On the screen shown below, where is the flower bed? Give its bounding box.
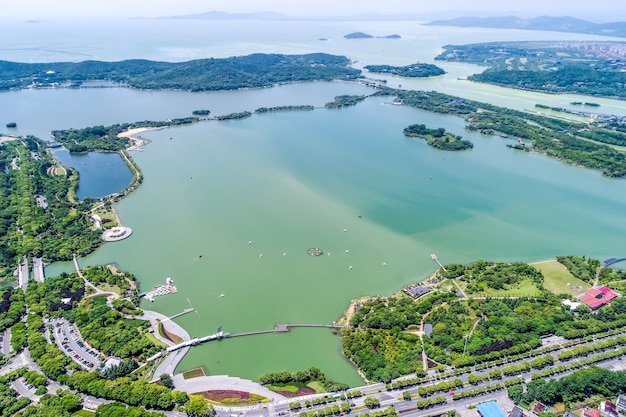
[198,390,268,405]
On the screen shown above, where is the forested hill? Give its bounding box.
[0,53,362,91]
[426,16,626,38]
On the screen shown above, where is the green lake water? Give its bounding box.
[46,96,626,385]
[8,18,626,386]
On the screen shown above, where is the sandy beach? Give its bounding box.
[116,126,163,139]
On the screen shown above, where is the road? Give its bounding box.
[32,256,44,283]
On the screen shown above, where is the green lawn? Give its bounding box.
[72,410,95,416]
[532,259,591,297]
[460,278,543,298]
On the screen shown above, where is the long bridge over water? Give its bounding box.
[147,323,344,362]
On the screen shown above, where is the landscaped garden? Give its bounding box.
[198,390,269,405]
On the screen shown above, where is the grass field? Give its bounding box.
[459,278,543,298]
[72,410,94,416]
[532,259,591,297]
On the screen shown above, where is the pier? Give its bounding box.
[603,257,626,267]
[430,253,447,272]
[169,308,194,320]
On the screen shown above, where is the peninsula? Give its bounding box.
[435,40,626,100]
[0,53,361,91]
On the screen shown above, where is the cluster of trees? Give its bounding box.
[14,390,82,417]
[255,105,315,113]
[0,289,25,331]
[557,255,626,286]
[0,376,31,416]
[472,65,626,100]
[93,402,168,417]
[403,124,473,151]
[446,260,544,292]
[25,273,84,318]
[509,366,626,406]
[0,53,361,91]
[343,256,626,381]
[466,109,626,177]
[364,63,445,78]
[82,265,139,301]
[215,111,252,121]
[415,396,447,409]
[259,367,349,392]
[74,295,160,360]
[325,95,366,109]
[0,138,101,271]
[556,255,600,283]
[342,293,456,381]
[103,358,139,379]
[60,370,174,410]
[417,379,463,397]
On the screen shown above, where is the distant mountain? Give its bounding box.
[426,16,626,38]
[163,10,284,20]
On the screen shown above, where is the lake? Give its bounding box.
[8,18,626,385]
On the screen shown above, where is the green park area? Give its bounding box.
[532,259,591,297]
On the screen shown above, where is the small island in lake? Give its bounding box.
[6,122,17,128]
[403,123,473,151]
[344,32,401,39]
[364,63,445,78]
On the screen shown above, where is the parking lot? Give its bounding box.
[52,319,100,369]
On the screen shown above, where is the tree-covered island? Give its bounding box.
[403,124,473,151]
[364,63,445,78]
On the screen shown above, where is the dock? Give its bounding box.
[430,253,447,272]
[142,277,178,302]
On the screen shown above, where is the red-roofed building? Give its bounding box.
[584,408,601,417]
[578,286,619,310]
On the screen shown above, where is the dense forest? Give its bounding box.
[0,138,100,275]
[0,53,361,91]
[364,63,445,78]
[435,41,626,99]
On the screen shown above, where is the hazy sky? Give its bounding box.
[6,0,624,20]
